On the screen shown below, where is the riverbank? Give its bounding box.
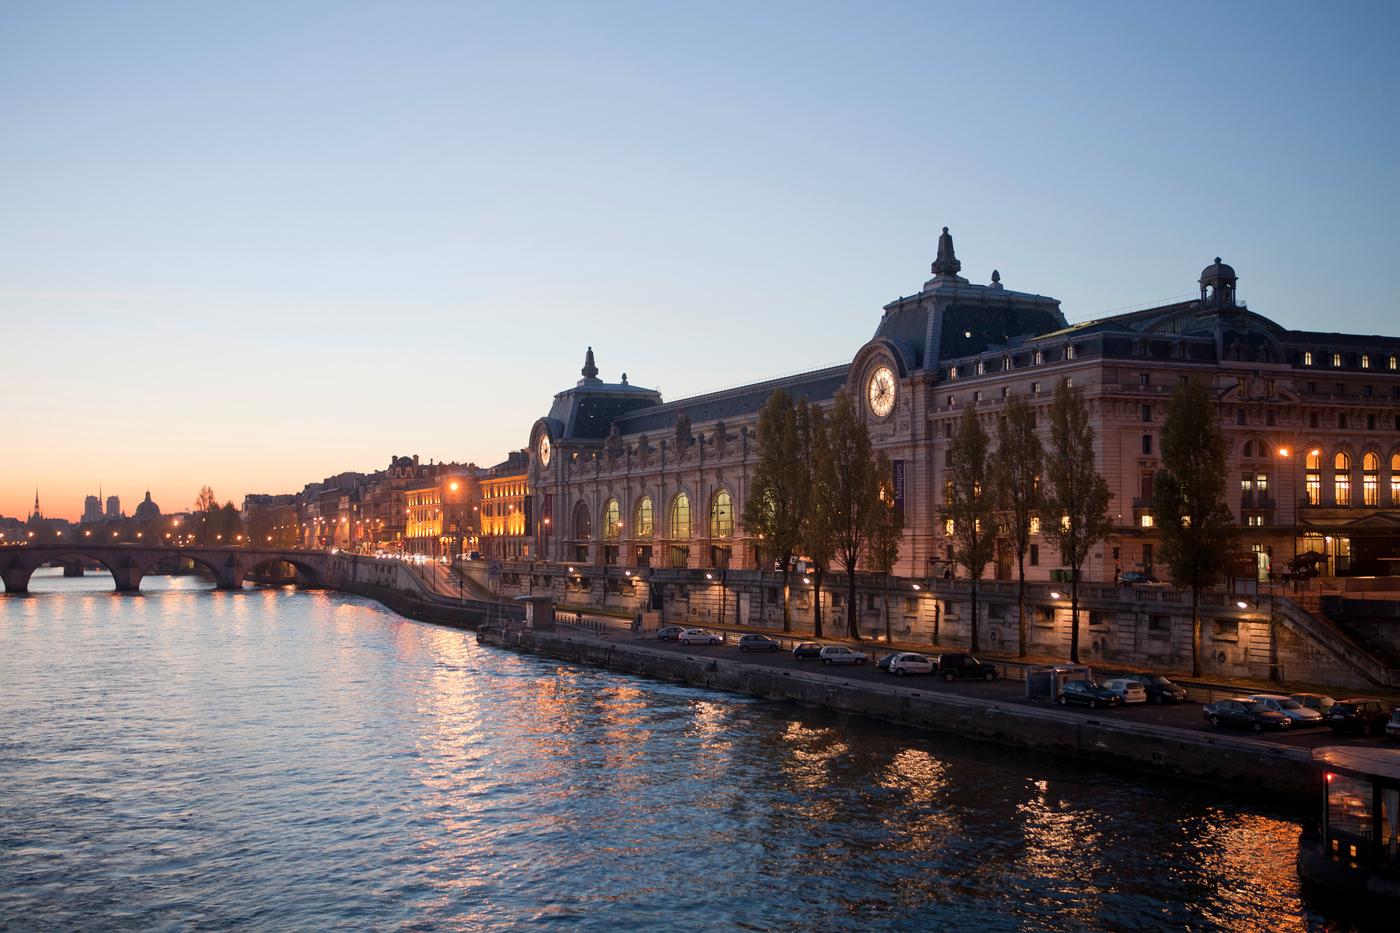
[478,624,1317,805]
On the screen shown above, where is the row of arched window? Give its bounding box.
[1301,350,1399,371]
[1303,450,1400,507]
[571,490,734,541]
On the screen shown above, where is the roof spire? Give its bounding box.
[931,226,962,277]
[580,346,599,381]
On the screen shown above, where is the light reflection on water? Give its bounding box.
[0,571,1355,930]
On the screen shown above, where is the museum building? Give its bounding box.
[521,228,1400,596]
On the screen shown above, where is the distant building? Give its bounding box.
[479,451,530,562]
[82,495,103,523]
[105,495,121,520]
[133,491,161,524]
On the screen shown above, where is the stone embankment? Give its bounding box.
[478,624,1316,805]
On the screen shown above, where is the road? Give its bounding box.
[600,629,1388,752]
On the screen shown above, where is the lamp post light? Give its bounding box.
[1277,446,1322,591]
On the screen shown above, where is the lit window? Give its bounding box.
[1139,514,1154,528]
[1363,452,1379,506]
[1334,451,1352,506]
[602,499,620,541]
[1030,516,1041,535]
[634,496,654,537]
[1333,352,1342,367]
[1304,351,1313,366]
[976,361,985,375]
[1065,345,1076,360]
[1362,355,1371,369]
[949,367,958,381]
[945,519,955,536]
[1392,454,1400,504]
[1390,356,1398,371]
[669,493,691,539]
[709,490,733,538]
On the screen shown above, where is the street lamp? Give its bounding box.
[1277,446,1322,588]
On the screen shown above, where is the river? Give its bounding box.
[0,571,1361,930]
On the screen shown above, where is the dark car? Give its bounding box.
[737,634,781,653]
[1327,698,1394,736]
[1202,698,1291,732]
[792,642,823,660]
[935,653,997,682]
[1121,672,1188,704]
[656,626,685,641]
[1119,571,1158,585]
[1057,680,1121,709]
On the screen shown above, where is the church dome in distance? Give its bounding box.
[1199,257,1235,283]
[134,490,161,521]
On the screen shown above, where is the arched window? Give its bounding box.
[710,490,733,538]
[1363,453,1380,506]
[1305,450,1322,505]
[1304,351,1313,366]
[1334,452,1352,506]
[1362,354,1371,369]
[1332,352,1342,368]
[572,501,591,540]
[1392,454,1400,505]
[634,496,654,537]
[602,498,620,540]
[669,493,691,539]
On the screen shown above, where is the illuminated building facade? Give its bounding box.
[479,451,530,561]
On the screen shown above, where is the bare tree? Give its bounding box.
[941,406,997,653]
[742,390,807,632]
[990,394,1044,657]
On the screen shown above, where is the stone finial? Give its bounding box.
[581,346,599,380]
[931,226,962,277]
[621,372,628,384]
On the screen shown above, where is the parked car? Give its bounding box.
[1057,680,1121,709]
[1202,698,1291,732]
[1248,694,1324,726]
[1119,571,1158,585]
[883,652,935,676]
[820,645,869,666]
[1100,679,1148,705]
[1290,693,1336,717]
[1388,709,1400,741]
[466,551,483,561]
[737,634,781,653]
[934,653,997,682]
[792,642,824,660]
[1121,672,1188,704]
[656,626,685,641]
[1327,698,1394,736]
[678,628,722,646]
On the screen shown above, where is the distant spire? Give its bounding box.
[581,346,599,380]
[931,226,962,277]
[33,488,40,518]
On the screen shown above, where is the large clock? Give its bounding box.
[868,365,896,418]
[539,434,552,467]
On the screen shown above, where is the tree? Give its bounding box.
[742,390,807,632]
[990,394,1044,658]
[194,486,218,514]
[1042,380,1114,664]
[867,451,903,645]
[941,405,997,653]
[797,400,835,638]
[823,390,880,640]
[1153,379,1237,678]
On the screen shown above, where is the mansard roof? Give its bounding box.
[614,365,849,436]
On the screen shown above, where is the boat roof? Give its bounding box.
[1315,746,1400,781]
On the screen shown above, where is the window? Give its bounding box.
[1236,410,1246,425]
[944,422,952,438]
[1310,412,1319,428]
[1362,354,1371,369]
[1034,350,1044,365]
[973,390,982,402]
[946,395,954,408]
[1031,381,1041,394]
[1363,452,1379,506]
[634,496,654,537]
[1306,450,1322,505]
[1065,345,1077,360]
[1139,514,1154,528]
[1365,385,1374,398]
[709,490,733,538]
[1391,356,1398,371]
[1141,404,1152,422]
[976,360,985,375]
[1148,614,1170,633]
[1001,386,1009,398]
[602,498,620,541]
[1368,414,1377,431]
[1140,373,1150,387]
[1334,452,1351,506]
[1030,516,1041,535]
[1393,454,1400,505]
[1142,434,1153,455]
[1307,382,1317,394]
[669,492,691,539]
[1266,410,1276,427]
[948,367,958,381]
[1304,351,1313,366]
[1332,352,1342,367]
[1246,515,1263,526]
[1029,544,1039,566]
[1143,543,1153,567]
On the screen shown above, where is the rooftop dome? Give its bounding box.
[134,490,161,520]
[1199,257,1236,284]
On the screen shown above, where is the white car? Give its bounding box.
[1100,679,1148,705]
[1249,693,1324,725]
[819,645,869,666]
[885,652,935,676]
[678,628,722,646]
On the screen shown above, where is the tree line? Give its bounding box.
[744,377,1237,676]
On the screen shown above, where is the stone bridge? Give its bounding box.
[0,544,331,594]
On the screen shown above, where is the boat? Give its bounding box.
[1298,746,1400,898]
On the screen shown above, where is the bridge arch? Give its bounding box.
[239,555,323,588]
[1,549,129,594]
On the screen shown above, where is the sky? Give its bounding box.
[2,0,1397,520]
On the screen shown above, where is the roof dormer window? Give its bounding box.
[1332,352,1342,368]
[1304,351,1313,366]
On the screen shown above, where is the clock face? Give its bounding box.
[868,366,896,418]
[539,434,552,467]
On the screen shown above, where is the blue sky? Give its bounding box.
[2,1,1397,518]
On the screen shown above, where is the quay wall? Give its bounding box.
[480,626,1317,805]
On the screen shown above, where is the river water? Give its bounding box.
[0,571,1356,930]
